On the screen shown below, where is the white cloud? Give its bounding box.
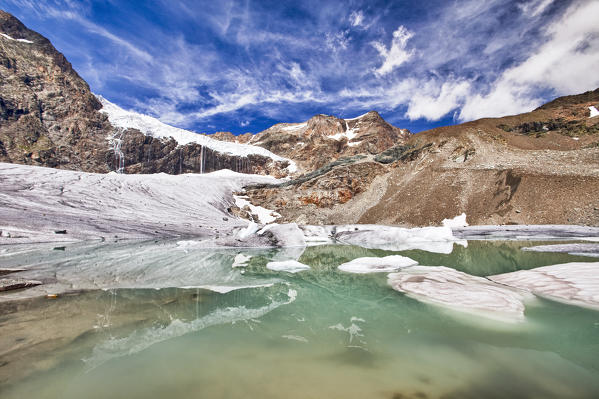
[372,26,414,76]
[349,10,364,27]
[406,80,471,121]
[460,0,599,121]
[518,0,553,17]
[240,120,250,127]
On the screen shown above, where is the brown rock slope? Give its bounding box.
[248,111,410,172]
[243,89,599,226]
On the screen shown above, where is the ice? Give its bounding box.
[0,163,279,244]
[237,222,260,240]
[388,266,533,322]
[266,260,311,273]
[338,255,417,273]
[489,262,599,310]
[442,213,468,228]
[97,95,297,173]
[452,225,599,241]
[0,32,34,43]
[521,243,599,258]
[589,106,599,118]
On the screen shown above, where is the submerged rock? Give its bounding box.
[0,278,42,292]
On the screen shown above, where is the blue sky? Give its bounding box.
[3,0,599,134]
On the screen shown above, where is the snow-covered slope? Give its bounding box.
[97,95,296,172]
[0,163,280,243]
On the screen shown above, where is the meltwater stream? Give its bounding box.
[1,240,599,398]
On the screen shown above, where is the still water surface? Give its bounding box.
[1,240,598,398]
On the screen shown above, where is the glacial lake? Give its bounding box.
[1,240,599,398]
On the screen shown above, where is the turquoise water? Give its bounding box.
[1,241,599,398]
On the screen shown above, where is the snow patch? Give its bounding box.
[338,255,417,274]
[266,260,311,273]
[589,106,599,118]
[328,120,358,141]
[0,32,34,43]
[234,195,280,224]
[281,123,308,132]
[442,213,468,228]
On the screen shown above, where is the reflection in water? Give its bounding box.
[0,240,598,398]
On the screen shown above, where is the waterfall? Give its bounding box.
[110,129,125,173]
[200,145,205,174]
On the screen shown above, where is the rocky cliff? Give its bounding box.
[242,89,599,226]
[248,111,410,171]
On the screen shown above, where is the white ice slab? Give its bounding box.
[489,262,599,310]
[338,255,417,273]
[266,260,311,273]
[388,266,532,322]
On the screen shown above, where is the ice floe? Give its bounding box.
[388,266,533,322]
[338,255,417,273]
[489,262,599,311]
[452,225,599,241]
[521,243,599,258]
[266,260,311,273]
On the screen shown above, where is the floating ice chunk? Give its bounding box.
[232,253,252,268]
[338,255,417,273]
[489,262,599,310]
[388,266,532,322]
[299,225,336,245]
[442,213,468,228]
[266,260,311,273]
[589,106,599,118]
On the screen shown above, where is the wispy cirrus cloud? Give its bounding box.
[2,0,597,134]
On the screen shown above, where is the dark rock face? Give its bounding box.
[111,128,289,176]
